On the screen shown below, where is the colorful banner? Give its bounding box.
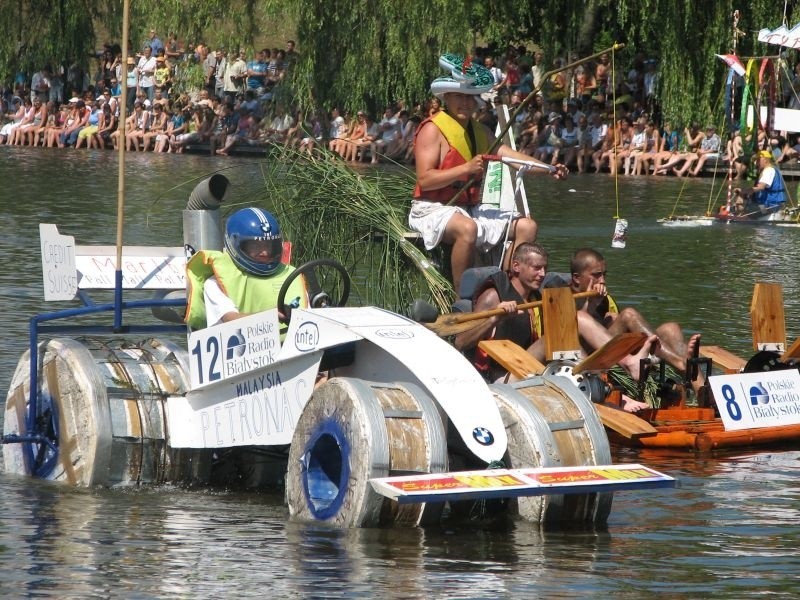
[370,464,675,504]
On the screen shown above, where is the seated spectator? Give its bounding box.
[126,100,151,151]
[631,120,659,175]
[577,115,607,176]
[333,110,365,159]
[142,102,169,151]
[554,115,580,167]
[684,125,722,176]
[157,105,187,153]
[58,99,90,148]
[532,112,562,164]
[4,97,33,145]
[74,100,103,149]
[344,112,379,162]
[296,110,324,155]
[94,103,117,149]
[261,104,294,143]
[370,106,402,163]
[172,106,215,152]
[19,97,49,146]
[44,104,69,148]
[217,106,260,155]
[655,122,704,175]
[327,107,349,155]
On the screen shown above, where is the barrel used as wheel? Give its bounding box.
[2,337,212,487]
[286,377,448,527]
[491,374,613,526]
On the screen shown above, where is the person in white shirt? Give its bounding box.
[370,106,402,163]
[137,47,157,101]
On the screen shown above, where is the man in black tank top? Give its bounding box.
[455,243,655,412]
[455,242,547,382]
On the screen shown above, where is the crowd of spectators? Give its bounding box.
[4,37,798,175]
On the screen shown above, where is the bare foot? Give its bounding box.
[619,334,660,381]
[686,333,704,393]
[622,394,650,413]
[686,333,701,357]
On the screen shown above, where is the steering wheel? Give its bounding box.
[277,258,351,322]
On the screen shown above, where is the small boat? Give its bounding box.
[714,205,800,226]
[477,278,800,453]
[657,215,716,227]
[608,281,800,451]
[608,405,800,451]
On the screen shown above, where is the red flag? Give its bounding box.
[716,54,746,77]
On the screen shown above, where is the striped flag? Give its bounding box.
[715,54,746,77]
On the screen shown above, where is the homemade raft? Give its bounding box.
[613,281,800,451]
[2,177,673,528]
[473,280,800,453]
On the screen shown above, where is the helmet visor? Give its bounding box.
[240,238,283,264]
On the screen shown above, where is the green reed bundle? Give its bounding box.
[606,363,685,408]
[257,145,454,313]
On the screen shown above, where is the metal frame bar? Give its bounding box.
[3,291,187,478]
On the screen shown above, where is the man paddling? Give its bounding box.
[455,242,651,412]
[564,247,705,398]
[733,150,787,215]
[410,54,568,292]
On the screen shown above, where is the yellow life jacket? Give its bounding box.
[184,250,307,334]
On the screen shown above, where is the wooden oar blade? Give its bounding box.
[781,337,800,362]
[478,339,545,379]
[425,290,597,338]
[751,282,786,352]
[594,403,657,440]
[572,332,648,374]
[424,316,489,337]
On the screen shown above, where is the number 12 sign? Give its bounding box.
[188,310,282,390]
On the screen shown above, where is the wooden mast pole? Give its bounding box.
[114,0,131,330]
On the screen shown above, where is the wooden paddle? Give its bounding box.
[594,403,657,440]
[425,290,598,337]
[572,332,649,374]
[475,337,656,439]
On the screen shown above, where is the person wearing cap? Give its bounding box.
[733,150,787,214]
[154,56,171,96]
[124,56,138,110]
[410,54,567,292]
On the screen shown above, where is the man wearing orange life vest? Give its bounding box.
[410,54,568,292]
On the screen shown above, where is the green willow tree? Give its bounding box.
[290,0,799,125]
[1,0,797,127]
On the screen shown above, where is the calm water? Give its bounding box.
[2,147,800,598]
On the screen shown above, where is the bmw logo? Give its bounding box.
[472,427,495,446]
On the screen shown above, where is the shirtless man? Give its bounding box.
[411,54,567,292]
[455,243,652,412]
[567,247,704,396]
